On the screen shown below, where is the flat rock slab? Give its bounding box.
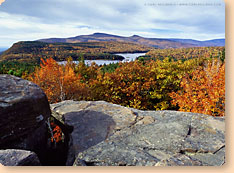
[51,101,225,166]
[51,100,138,164]
[0,149,41,166]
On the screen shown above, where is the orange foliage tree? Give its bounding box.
[170,59,225,116]
[29,57,87,103]
[50,121,63,143]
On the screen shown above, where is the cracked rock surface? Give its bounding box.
[50,100,225,166]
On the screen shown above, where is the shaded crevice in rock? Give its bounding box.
[126,112,139,128]
[213,145,225,154]
[178,144,225,166]
[83,161,97,166]
[183,147,225,166]
[178,144,226,166]
[42,115,73,166]
[186,125,192,136]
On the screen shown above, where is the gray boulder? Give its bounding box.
[51,101,225,166]
[51,100,139,165]
[0,75,51,164]
[0,149,41,166]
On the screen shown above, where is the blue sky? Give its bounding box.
[0,0,225,47]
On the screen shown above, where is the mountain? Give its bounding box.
[38,33,225,48]
[168,38,225,47]
[0,33,225,63]
[201,39,225,47]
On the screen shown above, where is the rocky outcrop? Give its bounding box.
[0,74,225,166]
[0,149,41,166]
[51,100,225,166]
[0,75,51,164]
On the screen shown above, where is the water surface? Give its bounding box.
[58,52,146,66]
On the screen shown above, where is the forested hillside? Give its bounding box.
[145,46,225,62]
[0,41,150,63]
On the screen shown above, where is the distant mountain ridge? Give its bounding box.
[0,33,225,63]
[168,38,225,47]
[0,48,8,55]
[38,32,225,48]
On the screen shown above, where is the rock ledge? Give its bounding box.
[51,100,225,166]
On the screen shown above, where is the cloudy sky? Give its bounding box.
[0,0,225,47]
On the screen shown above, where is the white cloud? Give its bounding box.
[0,0,225,47]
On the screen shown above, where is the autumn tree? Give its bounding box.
[170,59,225,116]
[30,57,87,103]
[88,58,199,110]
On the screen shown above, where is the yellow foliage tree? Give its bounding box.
[170,59,225,116]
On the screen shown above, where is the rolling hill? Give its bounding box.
[38,33,225,48]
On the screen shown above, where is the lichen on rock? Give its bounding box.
[51,100,225,166]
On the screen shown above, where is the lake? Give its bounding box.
[58,52,146,66]
[115,52,146,62]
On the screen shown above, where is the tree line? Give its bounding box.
[28,54,225,116]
